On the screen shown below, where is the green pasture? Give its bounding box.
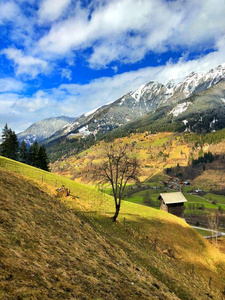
[104,180,223,213]
[150,137,169,146]
[204,193,225,205]
[0,156,111,212]
[194,228,212,237]
[183,193,222,210]
[0,156,189,231]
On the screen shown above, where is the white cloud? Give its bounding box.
[1,0,224,77]
[1,40,225,133]
[0,78,24,92]
[1,0,225,133]
[0,91,56,133]
[61,68,72,81]
[38,0,71,23]
[0,93,18,115]
[37,0,225,67]
[0,1,19,24]
[13,90,51,112]
[2,48,49,78]
[59,40,225,110]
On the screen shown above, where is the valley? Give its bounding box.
[51,129,225,231]
[2,63,225,299]
[1,2,225,299]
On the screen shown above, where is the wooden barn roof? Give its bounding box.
[159,192,187,204]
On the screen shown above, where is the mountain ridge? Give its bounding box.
[17,116,74,145]
[17,63,225,161]
[46,63,225,142]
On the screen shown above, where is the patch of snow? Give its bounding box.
[210,117,218,128]
[63,121,79,134]
[169,102,191,117]
[118,96,126,105]
[182,119,188,125]
[131,84,146,102]
[21,134,37,146]
[78,125,92,136]
[84,107,99,117]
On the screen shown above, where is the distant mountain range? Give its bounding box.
[109,79,225,139]
[18,63,225,159]
[46,63,225,142]
[17,116,74,145]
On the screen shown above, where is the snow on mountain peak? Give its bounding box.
[130,84,146,102]
[169,102,191,117]
[120,63,225,111]
[84,107,99,117]
[130,81,164,102]
[166,79,176,89]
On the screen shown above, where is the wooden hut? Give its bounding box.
[158,192,187,218]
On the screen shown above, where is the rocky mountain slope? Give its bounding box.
[108,79,225,137]
[48,63,225,142]
[17,64,225,159]
[42,64,225,161]
[17,116,74,145]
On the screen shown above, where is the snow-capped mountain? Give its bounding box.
[49,63,225,141]
[167,64,225,103]
[18,116,74,145]
[121,78,225,134]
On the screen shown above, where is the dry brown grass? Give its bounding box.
[208,237,225,254]
[193,169,225,190]
[0,168,180,299]
[1,168,225,299]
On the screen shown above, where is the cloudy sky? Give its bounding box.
[0,0,225,133]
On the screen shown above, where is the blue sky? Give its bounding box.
[0,0,225,133]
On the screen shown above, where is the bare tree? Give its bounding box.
[208,212,221,246]
[91,142,140,221]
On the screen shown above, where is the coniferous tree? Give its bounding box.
[0,124,10,157]
[38,145,49,171]
[28,141,39,167]
[9,130,19,160]
[33,141,39,167]
[1,124,50,171]
[1,123,9,141]
[0,124,19,160]
[28,144,34,166]
[19,141,28,163]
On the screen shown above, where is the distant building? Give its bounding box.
[158,192,187,218]
[184,181,190,185]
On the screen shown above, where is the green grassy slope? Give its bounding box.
[1,156,225,299]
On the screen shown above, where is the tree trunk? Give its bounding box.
[112,204,120,222]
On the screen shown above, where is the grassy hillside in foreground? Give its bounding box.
[1,158,225,299]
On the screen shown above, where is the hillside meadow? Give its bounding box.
[51,131,225,224]
[1,156,225,299]
[52,131,225,190]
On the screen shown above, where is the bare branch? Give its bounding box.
[89,142,140,221]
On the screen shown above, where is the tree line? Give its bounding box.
[192,151,214,167]
[0,124,49,171]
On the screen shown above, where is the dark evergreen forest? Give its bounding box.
[0,124,49,171]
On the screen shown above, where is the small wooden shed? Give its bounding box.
[158,192,187,218]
